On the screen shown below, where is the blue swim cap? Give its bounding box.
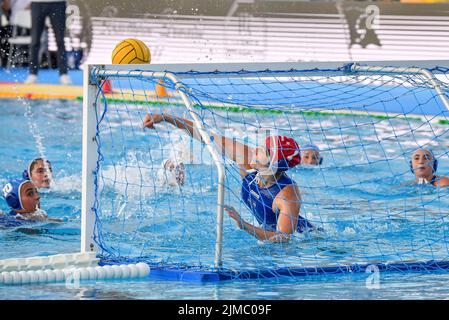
[22,159,34,180]
[22,169,30,180]
[302,144,323,165]
[2,179,30,211]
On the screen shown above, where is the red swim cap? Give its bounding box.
[265,136,301,170]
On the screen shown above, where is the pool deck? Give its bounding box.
[0,67,169,101]
[0,67,83,100]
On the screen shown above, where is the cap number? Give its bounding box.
[2,183,13,198]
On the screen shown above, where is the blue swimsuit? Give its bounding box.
[0,211,27,228]
[241,172,314,233]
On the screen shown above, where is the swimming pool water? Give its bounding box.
[2,97,449,299]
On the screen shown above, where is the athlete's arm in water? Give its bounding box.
[15,211,63,222]
[143,113,252,176]
[47,217,64,222]
[225,184,301,243]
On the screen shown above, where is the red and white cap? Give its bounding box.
[265,135,301,171]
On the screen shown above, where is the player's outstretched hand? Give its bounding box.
[143,114,164,129]
[224,205,244,229]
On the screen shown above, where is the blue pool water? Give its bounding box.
[2,96,449,299]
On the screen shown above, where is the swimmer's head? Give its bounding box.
[22,158,52,189]
[163,159,185,186]
[2,179,40,213]
[250,136,301,174]
[410,148,438,179]
[301,144,323,166]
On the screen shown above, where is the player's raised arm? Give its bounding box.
[143,113,252,174]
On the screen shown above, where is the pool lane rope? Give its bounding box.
[0,262,150,286]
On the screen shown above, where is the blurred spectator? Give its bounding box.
[25,0,71,85]
[0,1,11,67]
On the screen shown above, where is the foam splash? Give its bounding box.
[23,100,48,161]
[50,175,82,193]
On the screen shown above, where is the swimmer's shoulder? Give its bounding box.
[437,176,449,187]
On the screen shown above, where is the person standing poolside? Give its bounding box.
[143,113,317,243]
[24,0,71,85]
[410,148,449,187]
